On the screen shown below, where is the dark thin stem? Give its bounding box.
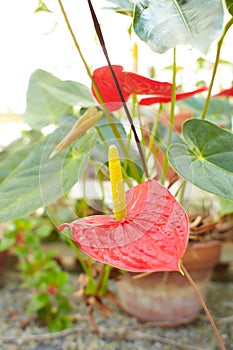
[87,0,149,179]
[180,262,226,350]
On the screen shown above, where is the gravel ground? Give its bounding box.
[0,271,232,350]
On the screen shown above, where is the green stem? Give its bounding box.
[174,179,187,204]
[97,264,112,296]
[146,104,163,163]
[161,47,177,184]
[70,239,97,294]
[201,17,233,120]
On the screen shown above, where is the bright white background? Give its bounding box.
[0,0,135,114]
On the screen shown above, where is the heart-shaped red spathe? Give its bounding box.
[59,179,189,272]
[92,65,173,111]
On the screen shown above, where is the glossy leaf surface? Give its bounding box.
[59,179,189,272]
[168,120,233,200]
[133,0,224,54]
[92,65,172,111]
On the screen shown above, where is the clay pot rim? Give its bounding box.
[182,240,222,270]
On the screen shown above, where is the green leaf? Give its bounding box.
[219,197,233,216]
[0,146,35,184]
[0,131,43,184]
[35,0,52,13]
[0,237,15,252]
[24,70,95,129]
[168,119,233,200]
[27,293,49,313]
[225,0,233,16]
[133,0,224,54]
[36,224,52,238]
[0,119,98,223]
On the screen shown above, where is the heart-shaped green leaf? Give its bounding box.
[168,119,233,200]
[0,120,98,223]
[24,70,95,129]
[133,0,224,54]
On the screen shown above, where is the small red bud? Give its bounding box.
[16,231,24,246]
[48,284,57,295]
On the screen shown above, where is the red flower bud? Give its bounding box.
[48,284,57,295]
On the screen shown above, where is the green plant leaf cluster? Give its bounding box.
[1,217,73,332]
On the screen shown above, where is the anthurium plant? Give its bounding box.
[0,0,233,347]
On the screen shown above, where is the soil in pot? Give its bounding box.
[117,240,221,326]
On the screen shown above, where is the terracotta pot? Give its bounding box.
[0,251,8,288]
[117,241,221,326]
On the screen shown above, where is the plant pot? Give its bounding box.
[0,251,8,288]
[117,240,221,326]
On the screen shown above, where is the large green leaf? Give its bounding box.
[0,145,36,185]
[0,119,98,223]
[24,70,95,129]
[133,0,224,54]
[0,130,43,184]
[168,119,233,200]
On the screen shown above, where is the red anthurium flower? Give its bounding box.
[139,86,208,105]
[59,179,189,272]
[214,86,233,97]
[92,65,173,111]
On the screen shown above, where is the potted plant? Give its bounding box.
[0,0,232,349]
